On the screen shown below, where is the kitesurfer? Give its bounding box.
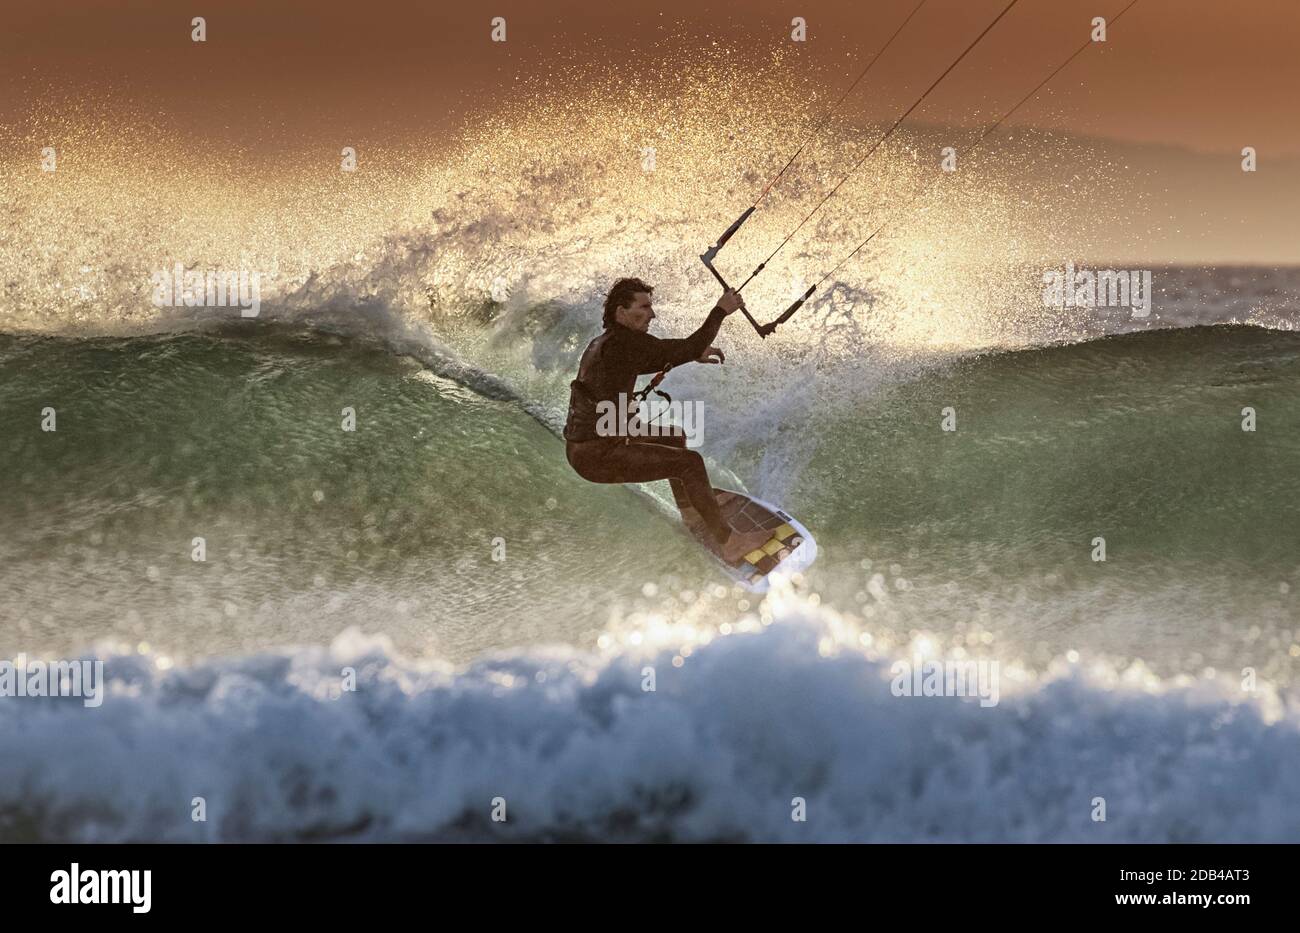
[563,278,774,562]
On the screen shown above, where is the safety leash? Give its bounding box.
[631,365,675,429]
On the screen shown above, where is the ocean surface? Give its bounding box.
[2,89,1299,839]
[2,264,1298,842]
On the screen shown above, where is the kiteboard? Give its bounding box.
[681,488,817,593]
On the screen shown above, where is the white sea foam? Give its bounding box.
[2,587,1296,843]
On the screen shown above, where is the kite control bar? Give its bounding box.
[693,2,931,341]
[699,208,817,339]
[696,0,1025,340]
[699,208,767,337]
[759,284,817,338]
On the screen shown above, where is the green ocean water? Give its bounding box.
[0,327,709,662]
[1,322,1297,681]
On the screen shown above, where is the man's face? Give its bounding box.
[614,292,655,332]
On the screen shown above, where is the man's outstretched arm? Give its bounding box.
[622,289,744,374]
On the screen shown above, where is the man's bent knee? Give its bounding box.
[630,431,687,449]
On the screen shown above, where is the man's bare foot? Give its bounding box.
[718,527,774,563]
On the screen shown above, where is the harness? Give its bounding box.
[566,331,679,439]
[631,365,675,430]
[631,365,673,407]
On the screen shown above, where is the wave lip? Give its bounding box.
[2,592,1297,843]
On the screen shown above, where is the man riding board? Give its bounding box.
[563,278,774,562]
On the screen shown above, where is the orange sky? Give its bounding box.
[4,0,1299,155]
[3,1,1297,263]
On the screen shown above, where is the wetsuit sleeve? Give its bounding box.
[615,306,728,375]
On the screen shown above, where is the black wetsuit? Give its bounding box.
[564,306,730,544]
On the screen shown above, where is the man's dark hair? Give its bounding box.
[603,278,653,328]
